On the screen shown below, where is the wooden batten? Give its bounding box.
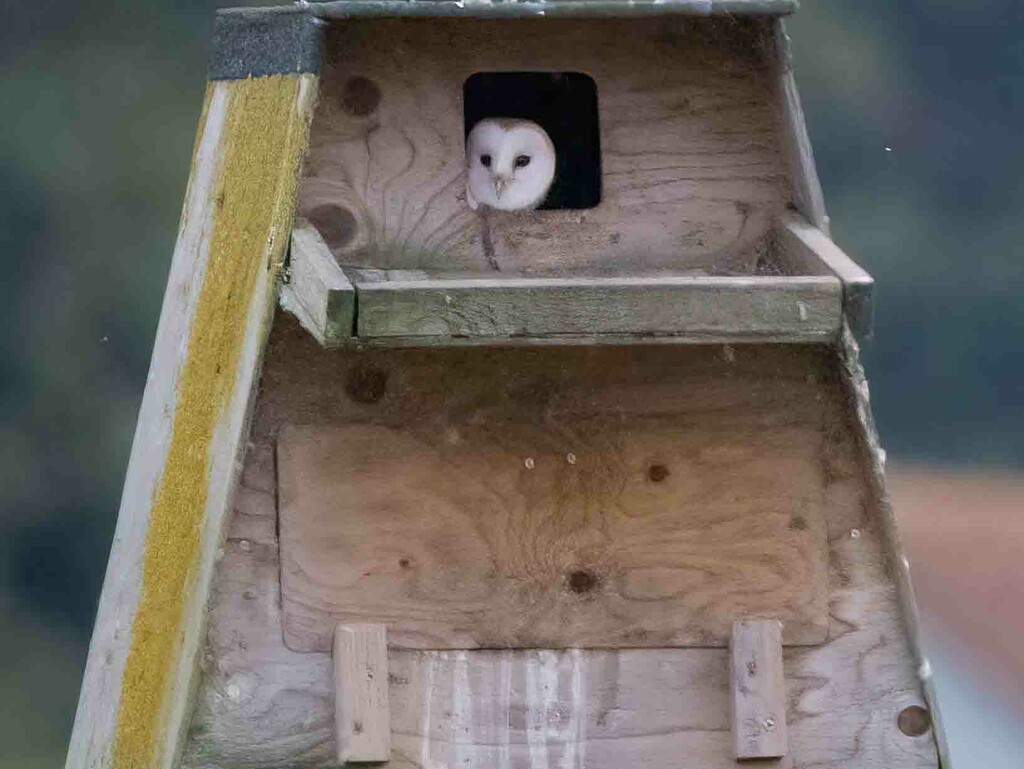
[65,9,322,769]
[334,624,392,763]
[730,620,788,760]
[353,274,841,343]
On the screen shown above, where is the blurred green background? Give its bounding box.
[2,1,1022,767]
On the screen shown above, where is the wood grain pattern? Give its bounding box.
[352,273,841,341]
[299,18,790,276]
[180,315,941,768]
[279,417,829,651]
[731,619,788,759]
[334,624,391,763]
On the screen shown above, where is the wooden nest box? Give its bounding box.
[68,3,949,769]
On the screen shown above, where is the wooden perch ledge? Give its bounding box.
[281,212,871,348]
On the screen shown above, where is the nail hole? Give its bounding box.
[898,706,931,737]
[647,463,670,483]
[399,558,412,570]
[567,570,599,594]
[346,365,387,404]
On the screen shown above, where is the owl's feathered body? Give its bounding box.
[466,118,556,212]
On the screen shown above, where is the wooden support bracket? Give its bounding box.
[334,624,391,764]
[730,619,788,761]
[776,211,875,341]
[280,217,356,346]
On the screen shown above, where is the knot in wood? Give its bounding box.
[345,365,387,404]
[647,463,670,483]
[897,706,931,737]
[341,76,381,116]
[567,570,599,594]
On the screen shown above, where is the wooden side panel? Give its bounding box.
[65,76,318,769]
[771,20,829,234]
[181,317,940,769]
[278,417,829,651]
[300,18,790,276]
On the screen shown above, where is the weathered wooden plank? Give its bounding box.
[731,619,788,760]
[278,418,829,651]
[300,18,790,276]
[65,68,320,769]
[838,324,953,768]
[310,0,801,19]
[334,624,391,763]
[771,20,830,235]
[180,328,940,768]
[280,216,356,345]
[352,274,841,342]
[776,212,874,340]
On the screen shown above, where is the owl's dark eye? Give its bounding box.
[514,155,532,169]
[480,154,492,168]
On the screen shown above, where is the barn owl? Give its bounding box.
[466,118,556,212]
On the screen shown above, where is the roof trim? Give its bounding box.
[301,0,798,20]
[211,7,325,81]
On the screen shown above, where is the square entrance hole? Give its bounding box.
[464,72,601,210]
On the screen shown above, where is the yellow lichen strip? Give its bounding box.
[112,74,310,768]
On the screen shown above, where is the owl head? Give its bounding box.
[466,118,556,212]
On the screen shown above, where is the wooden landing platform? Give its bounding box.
[282,212,871,348]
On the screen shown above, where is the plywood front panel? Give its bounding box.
[183,316,940,769]
[278,400,829,652]
[299,18,789,276]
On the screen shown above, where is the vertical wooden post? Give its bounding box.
[64,9,322,769]
[334,624,391,763]
[730,619,788,760]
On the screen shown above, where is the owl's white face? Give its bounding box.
[466,118,556,212]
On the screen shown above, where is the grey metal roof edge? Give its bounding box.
[309,0,798,18]
[216,0,797,24]
[210,6,326,81]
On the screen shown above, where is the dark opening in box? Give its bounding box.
[463,72,601,210]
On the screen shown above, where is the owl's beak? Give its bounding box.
[492,175,509,200]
